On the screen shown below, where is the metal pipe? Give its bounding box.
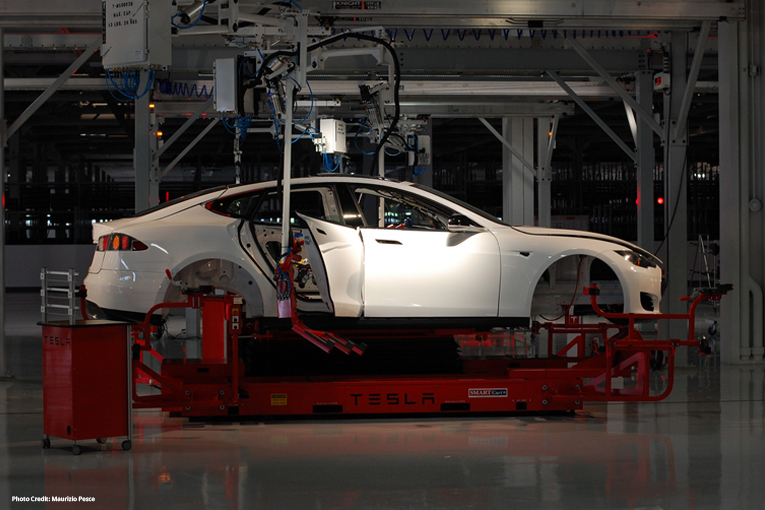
[280,80,294,253]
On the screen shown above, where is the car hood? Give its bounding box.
[511,225,662,266]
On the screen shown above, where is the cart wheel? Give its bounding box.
[96,438,107,444]
[41,438,50,449]
[72,444,82,456]
[121,440,132,451]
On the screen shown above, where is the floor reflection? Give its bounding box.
[38,411,685,510]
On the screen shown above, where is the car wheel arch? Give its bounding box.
[528,249,629,318]
[163,256,272,318]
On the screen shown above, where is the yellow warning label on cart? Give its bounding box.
[271,393,288,406]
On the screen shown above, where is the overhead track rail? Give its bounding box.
[0,1,744,31]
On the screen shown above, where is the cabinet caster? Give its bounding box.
[121,440,132,451]
[41,438,50,449]
[72,444,82,456]
[96,438,107,444]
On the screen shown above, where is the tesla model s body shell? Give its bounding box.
[84,175,662,326]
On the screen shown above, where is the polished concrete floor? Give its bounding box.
[2,293,765,509]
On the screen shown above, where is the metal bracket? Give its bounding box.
[478,118,536,178]
[547,71,637,163]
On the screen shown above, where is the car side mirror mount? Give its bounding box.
[447,214,485,232]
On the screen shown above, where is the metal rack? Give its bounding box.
[40,267,80,324]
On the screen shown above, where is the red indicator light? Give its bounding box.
[121,235,129,250]
[657,197,665,205]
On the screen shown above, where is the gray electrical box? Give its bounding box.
[214,58,237,113]
[320,119,347,154]
[102,0,172,69]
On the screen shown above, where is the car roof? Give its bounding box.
[217,174,412,197]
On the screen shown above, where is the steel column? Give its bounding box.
[537,115,559,228]
[134,71,158,213]
[662,32,690,365]
[0,27,9,380]
[636,70,655,250]
[717,21,742,364]
[719,17,765,363]
[502,118,535,225]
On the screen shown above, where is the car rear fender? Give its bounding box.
[164,254,275,318]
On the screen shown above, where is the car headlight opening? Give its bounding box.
[615,250,658,268]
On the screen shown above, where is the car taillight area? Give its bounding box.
[97,233,149,252]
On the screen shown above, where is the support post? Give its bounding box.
[537,115,558,228]
[134,70,158,213]
[502,118,535,225]
[636,70,655,250]
[662,32,690,365]
[0,27,10,379]
[719,18,764,363]
[280,80,294,253]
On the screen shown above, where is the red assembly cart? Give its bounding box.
[41,319,133,455]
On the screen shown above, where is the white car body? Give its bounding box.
[84,175,662,327]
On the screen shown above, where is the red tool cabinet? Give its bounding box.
[41,320,132,455]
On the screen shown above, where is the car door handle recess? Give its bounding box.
[376,239,402,245]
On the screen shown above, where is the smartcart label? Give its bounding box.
[468,388,508,398]
[332,1,382,10]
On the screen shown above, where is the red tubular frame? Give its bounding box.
[128,283,730,418]
[528,284,730,403]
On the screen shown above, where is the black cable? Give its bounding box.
[251,32,401,175]
[654,153,688,257]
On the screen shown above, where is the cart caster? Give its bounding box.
[96,438,107,444]
[41,438,50,449]
[72,444,82,456]
[121,440,132,451]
